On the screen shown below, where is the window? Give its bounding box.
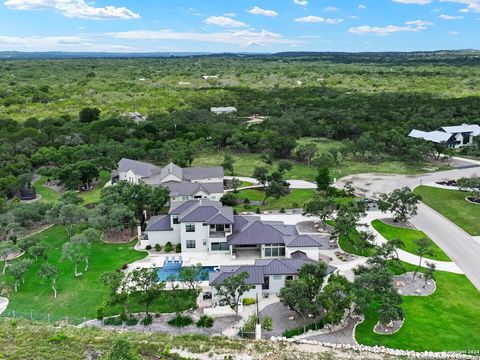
[211,242,229,251]
[186,240,196,249]
[263,244,286,258]
[203,239,207,246]
[172,216,179,225]
[210,224,215,229]
[185,224,195,232]
[225,224,230,230]
[273,275,282,280]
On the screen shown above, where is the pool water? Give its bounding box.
[156,265,217,282]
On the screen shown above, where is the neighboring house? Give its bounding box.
[209,252,337,300]
[145,199,331,258]
[408,123,480,148]
[211,106,237,115]
[115,158,224,202]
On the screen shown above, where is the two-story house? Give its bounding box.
[115,158,224,202]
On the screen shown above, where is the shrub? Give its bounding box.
[106,338,139,360]
[145,245,152,250]
[96,306,105,320]
[282,319,326,338]
[255,207,261,214]
[196,315,214,328]
[154,244,162,252]
[242,298,256,306]
[175,243,181,253]
[168,315,193,327]
[121,264,128,270]
[262,316,273,331]
[243,197,250,204]
[125,317,139,326]
[164,242,173,253]
[239,314,257,337]
[280,208,286,213]
[141,314,152,326]
[292,202,299,208]
[48,331,67,343]
[10,319,17,328]
[104,317,123,326]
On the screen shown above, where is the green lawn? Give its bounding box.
[356,263,480,352]
[78,171,110,205]
[414,186,480,236]
[326,220,377,257]
[2,226,195,320]
[33,176,60,203]
[234,188,316,211]
[371,219,451,262]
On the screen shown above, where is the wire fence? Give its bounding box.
[1,309,87,326]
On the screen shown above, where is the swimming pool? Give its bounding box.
[156,265,218,282]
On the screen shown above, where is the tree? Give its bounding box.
[47,202,88,237]
[72,227,102,272]
[37,263,59,298]
[378,187,421,223]
[317,275,353,325]
[148,187,170,215]
[252,167,269,188]
[295,143,317,166]
[10,258,33,292]
[29,243,47,261]
[213,272,253,318]
[375,239,405,270]
[378,289,404,327]
[59,191,83,205]
[333,201,366,241]
[129,268,165,317]
[356,230,376,253]
[178,263,208,294]
[279,262,328,321]
[231,177,242,193]
[303,192,335,229]
[263,177,290,205]
[222,154,235,175]
[277,160,292,174]
[413,237,435,279]
[101,270,131,317]
[457,176,480,200]
[423,261,436,288]
[0,241,17,274]
[220,192,237,207]
[79,107,100,123]
[315,166,331,191]
[61,241,84,277]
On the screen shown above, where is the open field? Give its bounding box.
[235,189,316,211]
[356,262,480,352]
[371,219,450,261]
[78,171,110,205]
[2,226,195,319]
[414,186,480,236]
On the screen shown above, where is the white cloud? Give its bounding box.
[350,15,360,19]
[294,0,308,6]
[440,0,480,13]
[204,16,246,27]
[449,30,460,34]
[248,6,278,17]
[4,0,140,20]
[392,0,431,4]
[358,4,367,9]
[439,14,464,19]
[295,15,343,24]
[324,6,338,12]
[349,19,433,35]
[108,29,300,47]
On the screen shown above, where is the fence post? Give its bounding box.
[66,316,68,325]
[48,314,51,323]
[30,311,33,321]
[83,317,86,326]
[12,310,15,318]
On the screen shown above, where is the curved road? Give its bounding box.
[337,158,480,290]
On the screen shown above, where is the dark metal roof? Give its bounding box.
[170,200,234,224]
[209,265,264,286]
[283,234,330,248]
[183,166,224,181]
[163,181,224,196]
[145,215,172,231]
[118,158,161,178]
[228,221,297,246]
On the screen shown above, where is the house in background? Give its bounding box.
[114,158,224,202]
[209,253,337,300]
[145,199,331,258]
[211,106,237,115]
[408,123,480,149]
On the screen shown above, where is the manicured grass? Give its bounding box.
[2,226,195,320]
[78,170,110,205]
[414,186,480,236]
[235,188,316,211]
[356,262,480,352]
[371,219,451,262]
[33,176,60,203]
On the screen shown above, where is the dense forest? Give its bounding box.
[1,52,480,202]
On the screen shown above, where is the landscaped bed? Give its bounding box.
[414,186,480,236]
[371,219,451,261]
[1,226,196,320]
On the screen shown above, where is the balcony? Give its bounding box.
[209,231,228,238]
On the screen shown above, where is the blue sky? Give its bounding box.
[0,0,479,52]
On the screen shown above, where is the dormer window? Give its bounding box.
[172,216,179,225]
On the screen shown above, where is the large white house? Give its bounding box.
[145,199,331,258]
[409,123,480,149]
[115,158,225,202]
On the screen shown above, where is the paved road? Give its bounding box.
[337,159,480,290]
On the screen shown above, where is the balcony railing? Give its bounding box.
[209,231,228,238]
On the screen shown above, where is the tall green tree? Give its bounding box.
[213,272,253,318]
[10,258,33,292]
[129,268,165,318]
[222,154,235,175]
[37,263,59,298]
[315,166,331,191]
[303,192,335,229]
[378,187,421,223]
[413,237,435,279]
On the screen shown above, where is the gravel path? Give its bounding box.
[302,316,360,345]
[394,272,436,296]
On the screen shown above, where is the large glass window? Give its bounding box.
[186,240,196,249]
[211,242,229,251]
[263,244,286,258]
[185,224,195,232]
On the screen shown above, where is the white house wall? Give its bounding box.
[192,177,224,184]
[147,229,180,246]
[120,170,143,184]
[180,222,209,252]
